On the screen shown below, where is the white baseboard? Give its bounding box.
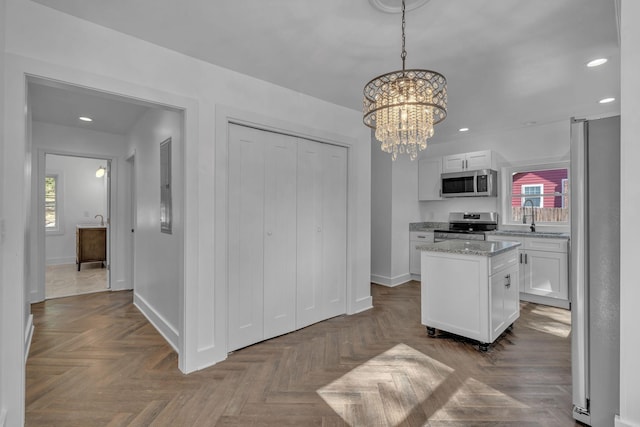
[133,293,179,353]
[24,314,34,363]
[519,292,570,309]
[616,415,640,427]
[351,296,373,314]
[370,273,412,287]
[111,279,132,291]
[46,257,76,266]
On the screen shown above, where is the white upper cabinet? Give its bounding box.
[418,157,443,200]
[442,150,493,173]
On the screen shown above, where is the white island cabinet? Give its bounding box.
[419,240,520,350]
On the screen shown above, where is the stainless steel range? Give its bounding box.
[434,212,498,242]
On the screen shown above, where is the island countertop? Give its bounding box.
[417,240,521,257]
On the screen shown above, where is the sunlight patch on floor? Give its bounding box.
[429,377,529,422]
[317,343,453,426]
[525,307,571,338]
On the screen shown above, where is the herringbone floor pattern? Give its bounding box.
[26,282,579,426]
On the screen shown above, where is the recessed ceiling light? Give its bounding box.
[459,127,469,132]
[79,116,93,122]
[587,58,608,67]
[599,97,615,104]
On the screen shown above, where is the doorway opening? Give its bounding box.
[44,154,111,299]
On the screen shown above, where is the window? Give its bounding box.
[521,184,543,207]
[502,162,569,225]
[45,172,64,234]
[45,175,58,230]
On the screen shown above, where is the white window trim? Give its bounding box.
[45,171,65,236]
[561,178,568,208]
[500,160,570,229]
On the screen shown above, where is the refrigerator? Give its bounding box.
[570,116,620,426]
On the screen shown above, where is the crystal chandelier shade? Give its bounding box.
[363,0,447,161]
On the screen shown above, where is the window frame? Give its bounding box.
[45,171,65,235]
[500,161,570,229]
[520,184,543,207]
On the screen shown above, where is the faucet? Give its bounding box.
[95,214,105,226]
[523,200,536,232]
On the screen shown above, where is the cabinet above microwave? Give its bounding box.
[441,169,498,198]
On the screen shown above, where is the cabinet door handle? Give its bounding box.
[505,274,511,288]
[461,160,465,169]
[519,253,522,264]
[417,236,426,239]
[525,253,528,264]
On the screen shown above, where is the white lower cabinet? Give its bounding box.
[421,248,520,349]
[409,231,434,278]
[227,124,347,352]
[487,235,569,309]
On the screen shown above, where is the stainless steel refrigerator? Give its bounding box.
[570,116,620,426]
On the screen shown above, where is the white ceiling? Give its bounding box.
[28,0,621,139]
[29,79,151,135]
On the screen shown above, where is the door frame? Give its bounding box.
[36,151,115,302]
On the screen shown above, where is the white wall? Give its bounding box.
[127,108,182,349]
[0,0,7,423]
[29,121,128,302]
[617,1,640,426]
[417,120,571,222]
[45,154,107,265]
[371,143,424,286]
[391,154,422,280]
[1,4,371,423]
[370,141,392,283]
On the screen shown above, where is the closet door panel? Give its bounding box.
[296,140,324,328]
[228,124,265,351]
[263,133,298,339]
[322,144,348,318]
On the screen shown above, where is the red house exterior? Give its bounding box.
[512,169,568,208]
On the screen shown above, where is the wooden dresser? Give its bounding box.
[76,226,107,271]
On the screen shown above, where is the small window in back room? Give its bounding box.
[45,174,58,231]
[509,166,569,224]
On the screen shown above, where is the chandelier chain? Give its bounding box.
[401,0,407,71]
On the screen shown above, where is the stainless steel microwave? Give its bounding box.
[441,169,498,197]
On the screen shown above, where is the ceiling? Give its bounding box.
[29,78,151,135]
[28,0,621,139]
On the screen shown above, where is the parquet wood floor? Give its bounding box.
[26,282,580,426]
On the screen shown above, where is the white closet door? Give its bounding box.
[296,140,324,328]
[228,124,265,351]
[263,132,297,340]
[297,140,347,327]
[321,144,347,318]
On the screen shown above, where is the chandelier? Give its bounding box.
[363,0,447,161]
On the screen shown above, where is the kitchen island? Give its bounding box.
[418,240,521,350]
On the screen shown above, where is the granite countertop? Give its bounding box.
[488,230,570,239]
[410,222,448,232]
[417,240,521,257]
